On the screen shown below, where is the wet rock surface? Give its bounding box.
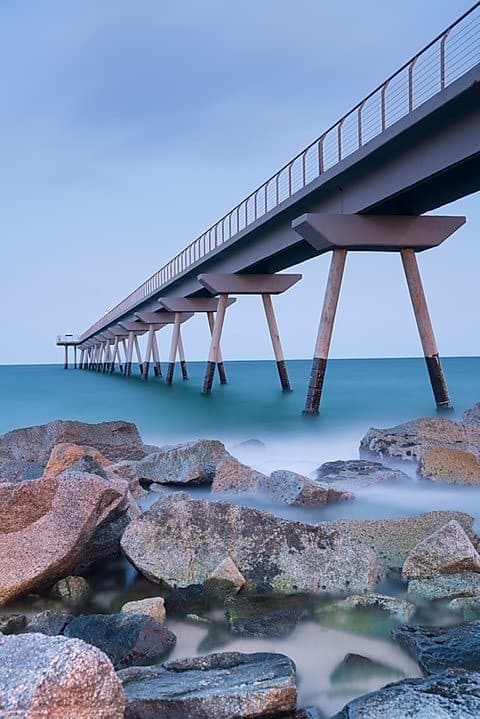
[316,459,409,490]
[335,593,416,622]
[330,652,404,684]
[402,520,480,580]
[119,651,297,719]
[0,472,130,603]
[26,609,73,635]
[64,612,176,669]
[0,614,27,635]
[225,594,308,637]
[263,470,353,506]
[211,455,268,493]
[448,597,480,620]
[408,572,480,600]
[121,495,383,594]
[332,669,480,718]
[393,622,480,674]
[0,633,125,718]
[130,439,228,485]
[51,575,91,602]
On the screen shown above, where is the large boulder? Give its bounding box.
[121,597,166,624]
[64,612,176,670]
[0,633,125,718]
[323,511,474,572]
[408,572,480,600]
[26,610,73,636]
[332,669,480,718]
[262,470,353,506]
[211,456,267,493]
[121,495,383,594]
[393,622,480,674]
[316,459,409,490]
[119,651,297,719]
[43,442,112,479]
[0,419,148,481]
[402,520,480,580]
[126,439,228,486]
[463,402,480,427]
[360,417,480,484]
[0,472,130,604]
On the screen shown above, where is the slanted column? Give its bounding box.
[120,338,127,374]
[177,328,189,380]
[103,343,111,372]
[166,314,181,385]
[142,326,154,380]
[401,248,452,409]
[304,249,347,415]
[152,331,162,377]
[79,349,84,369]
[74,346,77,369]
[64,346,68,370]
[134,335,143,376]
[262,293,291,391]
[207,311,227,384]
[110,337,119,373]
[125,332,134,376]
[202,294,228,395]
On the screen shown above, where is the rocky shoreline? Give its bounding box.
[1,407,480,716]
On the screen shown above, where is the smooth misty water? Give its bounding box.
[2,357,480,714]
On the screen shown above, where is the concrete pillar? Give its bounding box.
[401,248,452,409]
[125,332,134,376]
[152,331,162,377]
[134,335,143,376]
[142,326,154,380]
[202,294,228,395]
[304,249,347,415]
[166,314,181,385]
[119,339,127,374]
[177,328,189,380]
[207,311,228,384]
[262,293,291,391]
[74,346,77,369]
[110,337,119,373]
[64,345,68,370]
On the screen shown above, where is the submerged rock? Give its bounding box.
[448,597,480,620]
[402,520,480,580]
[121,597,166,624]
[0,614,27,635]
[121,495,383,594]
[0,472,130,604]
[393,622,480,674]
[263,470,353,506]
[322,511,474,572]
[0,633,125,718]
[64,612,176,669]
[225,594,308,638]
[129,439,228,485]
[332,669,480,718]
[51,575,91,603]
[211,455,267,493]
[26,610,73,636]
[119,651,297,719]
[0,419,148,481]
[360,417,480,484]
[330,652,404,684]
[408,572,480,600]
[316,459,409,489]
[335,593,416,622]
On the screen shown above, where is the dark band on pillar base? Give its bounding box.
[138,362,144,376]
[180,360,189,380]
[166,362,175,385]
[109,362,115,374]
[142,361,150,380]
[126,362,132,377]
[154,362,162,377]
[425,354,452,410]
[202,361,216,395]
[303,357,327,415]
[277,360,292,392]
[217,362,228,384]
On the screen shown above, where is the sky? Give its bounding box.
[0,0,478,364]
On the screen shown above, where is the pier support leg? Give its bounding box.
[152,332,162,377]
[202,294,228,395]
[166,314,181,385]
[142,326,154,380]
[125,332,134,376]
[304,249,347,415]
[134,335,143,376]
[207,311,228,384]
[110,337,119,373]
[178,328,189,380]
[262,293,291,391]
[79,349,84,370]
[400,248,452,409]
[64,346,68,370]
[74,346,77,369]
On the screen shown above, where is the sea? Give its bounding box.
[2,356,480,714]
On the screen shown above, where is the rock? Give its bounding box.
[26,610,73,635]
[0,472,130,604]
[129,439,228,485]
[232,439,266,451]
[332,669,480,718]
[225,594,307,637]
[0,614,27,635]
[121,597,166,624]
[44,442,112,480]
[448,597,480,620]
[463,402,480,426]
[121,495,383,594]
[325,511,474,572]
[336,593,416,622]
[64,612,176,669]
[51,576,91,602]
[211,455,267,493]
[119,651,297,719]
[108,460,149,498]
[360,417,480,484]
[0,419,148,481]
[330,652,404,683]
[408,572,480,599]
[402,520,480,580]
[316,459,409,489]
[393,622,480,674]
[263,470,353,506]
[204,557,246,596]
[0,633,125,718]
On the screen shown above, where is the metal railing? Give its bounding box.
[79,2,480,343]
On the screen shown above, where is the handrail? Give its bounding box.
[79,2,480,343]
